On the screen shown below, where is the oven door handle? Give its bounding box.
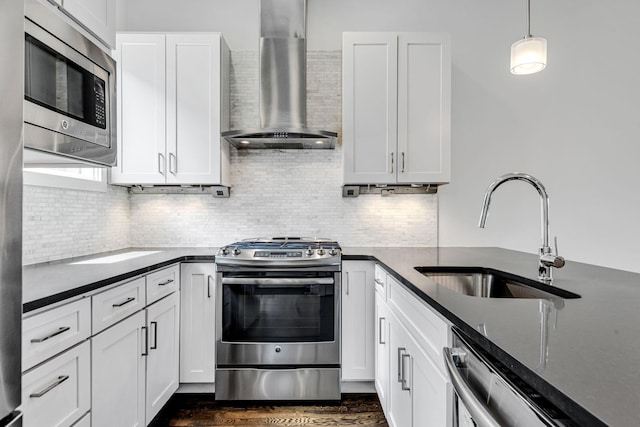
[221,277,334,285]
[443,347,501,427]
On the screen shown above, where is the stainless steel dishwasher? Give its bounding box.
[444,327,574,427]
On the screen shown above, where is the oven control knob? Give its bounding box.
[275,346,282,353]
[317,247,326,256]
[305,247,314,256]
[329,247,338,256]
[232,247,241,256]
[220,246,229,256]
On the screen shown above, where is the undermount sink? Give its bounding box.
[415,267,581,300]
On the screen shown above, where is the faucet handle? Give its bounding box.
[541,236,565,269]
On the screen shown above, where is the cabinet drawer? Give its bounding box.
[374,264,387,300]
[22,341,90,427]
[92,277,145,334]
[23,298,91,371]
[388,275,450,375]
[147,264,180,304]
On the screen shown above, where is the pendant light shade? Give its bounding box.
[510,0,547,75]
[511,36,547,74]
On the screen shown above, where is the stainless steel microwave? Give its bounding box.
[24,0,116,166]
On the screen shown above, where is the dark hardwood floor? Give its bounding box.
[148,393,389,426]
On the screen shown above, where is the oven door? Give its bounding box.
[216,270,340,366]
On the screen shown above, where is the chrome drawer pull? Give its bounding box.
[112,297,135,308]
[29,375,69,398]
[378,317,386,344]
[401,353,411,391]
[142,326,149,356]
[30,326,70,343]
[374,278,384,287]
[207,275,213,298]
[150,321,158,350]
[397,347,406,382]
[158,279,174,286]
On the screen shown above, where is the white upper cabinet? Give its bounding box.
[112,33,231,187]
[343,32,451,185]
[62,0,116,48]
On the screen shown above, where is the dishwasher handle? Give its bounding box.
[443,347,502,427]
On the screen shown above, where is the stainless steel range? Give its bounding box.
[214,237,341,401]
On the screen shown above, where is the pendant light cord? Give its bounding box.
[527,0,532,37]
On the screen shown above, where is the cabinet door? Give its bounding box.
[343,32,397,185]
[146,292,180,423]
[410,337,451,427]
[397,33,451,184]
[112,34,167,185]
[374,294,390,415]
[62,0,115,47]
[180,263,216,383]
[387,311,413,427]
[91,311,146,427]
[341,261,375,381]
[165,34,224,185]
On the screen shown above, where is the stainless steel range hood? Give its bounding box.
[222,0,337,149]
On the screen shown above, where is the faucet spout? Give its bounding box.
[478,173,564,283]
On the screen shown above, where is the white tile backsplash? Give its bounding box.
[23,50,438,264]
[23,185,130,265]
[129,146,438,247]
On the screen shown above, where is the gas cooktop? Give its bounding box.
[215,237,341,266]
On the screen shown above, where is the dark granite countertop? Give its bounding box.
[23,246,640,426]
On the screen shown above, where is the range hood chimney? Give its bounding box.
[222,0,337,149]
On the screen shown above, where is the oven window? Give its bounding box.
[222,282,335,343]
[25,34,106,129]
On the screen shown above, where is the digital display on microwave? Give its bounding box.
[24,34,107,129]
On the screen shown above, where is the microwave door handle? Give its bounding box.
[443,347,502,427]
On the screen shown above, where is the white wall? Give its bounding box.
[117,0,640,272]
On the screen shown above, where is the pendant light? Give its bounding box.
[510,0,547,75]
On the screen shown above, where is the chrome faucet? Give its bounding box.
[478,173,565,283]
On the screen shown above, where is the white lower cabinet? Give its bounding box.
[341,261,375,381]
[375,265,452,427]
[180,263,216,383]
[388,309,449,427]
[374,293,390,415]
[146,291,180,422]
[90,266,180,426]
[22,341,90,427]
[92,310,146,427]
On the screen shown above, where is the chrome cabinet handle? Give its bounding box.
[378,317,386,344]
[158,153,165,175]
[169,153,177,174]
[401,353,411,391]
[390,152,395,174]
[29,375,69,398]
[158,279,174,286]
[345,272,350,295]
[401,152,405,173]
[150,321,158,350]
[374,278,384,287]
[30,326,70,343]
[112,296,135,308]
[207,275,213,298]
[221,277,333,286]
[142,326,148,356]
[397,347,406,382]
[443,347,501,427]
